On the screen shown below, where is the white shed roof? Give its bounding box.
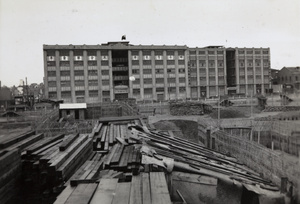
[59,103,87,110]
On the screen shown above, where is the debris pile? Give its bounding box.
[169,101,212,115]
[263,106,300,112]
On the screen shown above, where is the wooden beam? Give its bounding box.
[90,179,118,204]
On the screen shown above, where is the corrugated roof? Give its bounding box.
[59,103,87,109]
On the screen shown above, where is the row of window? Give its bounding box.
[189,50,225,55]
[280,75,299,83]
[238,50,269,55]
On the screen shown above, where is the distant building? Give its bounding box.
[43,42,271,103]
[277,67,300,91]
[270,69,279,85]
[0,83,14,110]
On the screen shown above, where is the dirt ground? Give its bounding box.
[150,117,200,144]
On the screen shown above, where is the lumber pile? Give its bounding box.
[21,133,93,203]
[0,130,46,204]
[55,172,172,204]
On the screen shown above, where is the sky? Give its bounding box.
[0,0,299,87]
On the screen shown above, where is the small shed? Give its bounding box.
[59,103,87,120]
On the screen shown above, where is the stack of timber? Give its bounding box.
[0,130,45,204]
[21,132,94,204]
[55,172,171,204]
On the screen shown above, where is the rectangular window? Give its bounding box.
[144,78,152,84]
[75,70,84,76]
[208,60,215,68]
[179,68,185,73]
[155,69,163,74]
[60,61,70,66]
[74,61,83,66]
[101,61,109,66]
[89,90,98,97]
[199,60,206,67]
[208,51,215,55]
[167,78,176,83]
[47,61,56,66]
[133,78,140,84]
[156,87,164,92]
[178,60,185,65]
[198,51,205,55]
[156,78,164,84]
[167,60,175,65]
[132,69,140,74]
[48,81,56,87]
[88,61,97,66]
[133,89,140,95]
[179,78,185,83]
[246,50,253,54]
[48,71,56,76]
[143,69,152,74]
[102,80,109,85]
[132,60,139,65]
[101,70,109,75]
[88,70,98,76]
[143,60,151,65]
[75,80,84,86]
[89,80,98,86]
[155,60,163,65]
[102,91,110,96]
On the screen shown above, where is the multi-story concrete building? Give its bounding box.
[43,42,270,103]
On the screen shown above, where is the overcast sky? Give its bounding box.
[0,0,299,87]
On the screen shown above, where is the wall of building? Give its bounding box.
[43,43,270,103]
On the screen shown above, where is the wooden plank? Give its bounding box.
[65,183,98,204]
[0,149,20,174]
[110,144,124,165]
[49,134,88,170]
[103,144,118,167]
[142,173,151,204]
[59,133,79,151]
[112,182,131,204]
[150,172,172,204]
[54,185,76,204]
[118,146,130,168]
[109,124,114,145]
[26,134,64,154]
[95,123,103,134]
[6,133,44,152]
[171,171,217,185]
[0,130,35,149]
[90,179,118,204]
[32,139,62,157]
[57,138,93,180]
[85,156,106,180]
[129,174,142,204]
[104,127,110,150]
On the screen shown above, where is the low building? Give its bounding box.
[277,67,300,91]
[59,103,87,120]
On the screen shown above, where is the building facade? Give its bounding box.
[43,42,270,103]
[277,67,300,91]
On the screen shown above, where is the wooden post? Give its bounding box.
[211,137,215,150]
[281,177,288,193]
[206,129,211,149]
